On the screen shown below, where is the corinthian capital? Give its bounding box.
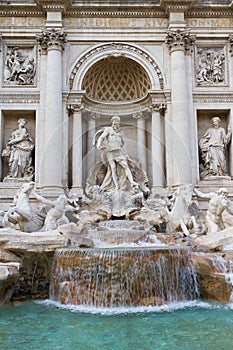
[37,28,66,52]
[166,29,194,52]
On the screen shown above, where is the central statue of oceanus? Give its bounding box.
[85,116,149,217]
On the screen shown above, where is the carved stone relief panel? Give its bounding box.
[195,46,226,86]
[3,45,36,86]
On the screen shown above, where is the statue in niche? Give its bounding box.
[85,115,149,218]
[196,48,225,85]
[94,115,138,191]
[194,187,233,234]
[199,116,231,179]
[2,118,34,179]
[4,47,36,85]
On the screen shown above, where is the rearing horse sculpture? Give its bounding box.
[166,184,198,236]
[4,182,45,232]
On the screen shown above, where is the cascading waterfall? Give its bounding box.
[210,255,233,301]
[50,247,199,307]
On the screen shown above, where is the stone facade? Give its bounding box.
[1,0,233,208]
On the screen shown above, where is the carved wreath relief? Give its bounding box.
[4,46,36,86]
[196,47,225,86]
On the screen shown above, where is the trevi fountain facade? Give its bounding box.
[1,0,233,309]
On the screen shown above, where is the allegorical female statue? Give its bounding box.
[199,116,231,178]
[2,118,34,179]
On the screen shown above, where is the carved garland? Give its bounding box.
[69,43,164,90]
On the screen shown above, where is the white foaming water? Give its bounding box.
[36,299,219,315]
[210,255,233,302]
[93,234,165,248]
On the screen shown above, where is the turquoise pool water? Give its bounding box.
[0,300,233,350]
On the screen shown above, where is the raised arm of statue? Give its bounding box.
[194,188,212,200]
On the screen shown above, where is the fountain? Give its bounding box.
[47,117,199,308]
[50,247,199,307]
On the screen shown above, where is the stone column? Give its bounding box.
[70,104,84,196]
[133,112,147,171]
[37,28,66,194]
[150,104,166,193]
[166,29,193,185]
[35,42,47,186]
[85,113,97,174]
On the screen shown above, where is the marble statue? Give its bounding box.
[194,187,233,234]
[3,182,45,232]
[94,115,138,191]
[85,115,149,218]
[33,193,73,231]
[2,118,34,179]
[166,184,198,236]
[199,116,231,179]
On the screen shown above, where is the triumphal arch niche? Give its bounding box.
[68,43,166,196]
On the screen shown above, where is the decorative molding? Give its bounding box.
[0,93,40,104]
[69,42,164,90]
[193,93,233,104]
[132,112,148,121]
[66,90,85,113]
[186,10,233,18]
[66,10,167,18]
[166,29,194,52]
[37,28,66,53]
[161,0,195,13]
[35,0,72,12]
[0,11,44,16]
[149,103,167,115]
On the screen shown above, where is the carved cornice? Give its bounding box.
[69,42,164,90]
[0,11,43,16]
[66,9,167,18]
[0,93,40,104]
[166,29,194,52]
[186,9,233,18]
[161,0,195,13]
[37,28,66,52]
[193,93,233,104]
[35,0,72,13]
